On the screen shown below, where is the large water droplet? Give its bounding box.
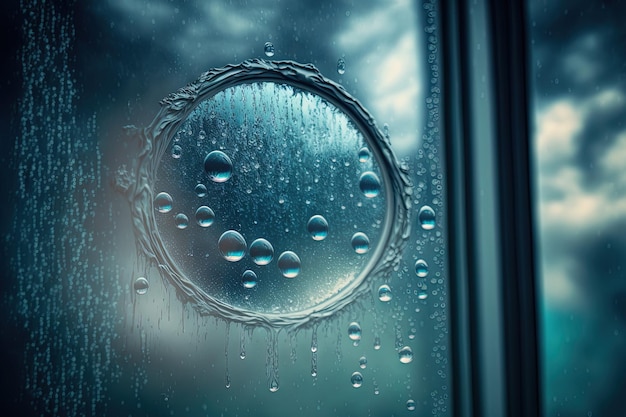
[134,277,149,295]
[195,206,215,227]
[407,399,416,411]
[171,144,182,159]
[242,270,257,289]
[378,284,392,302]
[415,259,429,278]
[155,192,173,213]
[348,322,362,345]
[418,290,428,300]
[204,150,233,183]
[307,215,329,241]
[418,205,436,230]
[194,183,208,197]
[359,171,381,198]
[350,371,363,388]
[277,251,301,278]
[358,147,371,163]
[218,230,247,262]
[359,356,367,369]
[175,213,189,229]
[351,232,370,254]
[337,58,346,75]
[249,238,274,265]
[398,346,414,364]
[264,41,275,57]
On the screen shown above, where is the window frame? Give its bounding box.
[441,0,542,416]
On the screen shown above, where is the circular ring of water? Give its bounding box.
[124,59,412,330]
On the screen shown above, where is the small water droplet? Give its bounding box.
[407,399,416,411]
[171,144,182,159]
[418,291,428,300]
[195,206,215,227]
[350,371,363,388]
[415,259,429,277]
[348,322,362,345]
[175,213,189,229]
[351,232,370,254]
[337,58,346,75]
[264,41,275,57]
[277,251,301,278]
[155,192,173,213]
[358,147,371,163]
[359,171,381,198]
[198,130,206,140]
[269,380,279,392]
[249,238,274,265]
[359,356,367,369]
[204,150,233,183]
[218,230,247,262]
[134,277,149,295]
[374,336,381,350]
[307,215,329,241]
[378,284,392,302]
[399,346,414,363]
[242,270,257,289]
[194,183,208,197]
[418,205,436,230]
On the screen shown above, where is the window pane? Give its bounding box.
[5,1,451,416]
[529,2,626,415]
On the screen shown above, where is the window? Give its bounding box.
[6,1,452,416]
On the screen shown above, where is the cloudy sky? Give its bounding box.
[530,0,626,415]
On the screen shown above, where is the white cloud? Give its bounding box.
[536,91,626,307]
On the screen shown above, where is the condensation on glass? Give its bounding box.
[118,60,412,329]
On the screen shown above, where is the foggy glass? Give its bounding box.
[3,0,450,416]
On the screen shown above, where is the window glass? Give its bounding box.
[529,2,626,415]
[6,1,451,416]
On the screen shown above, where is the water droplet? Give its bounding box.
[359,356,367,369]
[249,238,274,265]
[350,371,363,388]
[269,380,279,392]
[399,346,414,363]
[155,192,173,213]
[277,251,301,278]
[374,336,381,350]
[242,270,257,289]
[359,171,381,198]
[348,322,362,345]
[264,41,275,57]
[407,399,416,411]
[351,232,370,254]
[415,259,429,278]
[171,144,182,159]
[175,213,189,229]
[204,150,233,183]
[218,230,247,262]
[198,130,206,141]
[418,290,428,300]
[358,147,371,162]
[307,215,329,241]
[134,277,149,295]
[418,205,436,230]
[194,183,208,197]
[378,284,392,302]
[337,58,346,75]
[195,206,215,227]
